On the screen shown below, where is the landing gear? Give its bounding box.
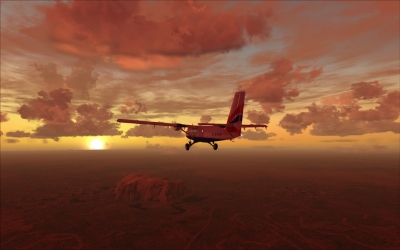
[185,140,197,151]
[207,141,218,150]
[184,140,219,150]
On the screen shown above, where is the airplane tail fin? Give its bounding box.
[226,91,245,136]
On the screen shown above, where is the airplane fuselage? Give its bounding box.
[185,125,238,142]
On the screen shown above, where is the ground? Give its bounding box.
[1,149,399,250]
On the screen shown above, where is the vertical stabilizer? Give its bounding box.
[226,91,245,136]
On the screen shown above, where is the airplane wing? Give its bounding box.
[197,123,226,126]
[198,123,267,129]
[117,119,187,128]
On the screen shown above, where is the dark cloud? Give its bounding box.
[6,130,31,138]
[119,99,147,115]
[241,131,276,141]
[200,115,212,123]
[246,110,270,124]
[1,112,9,122]
[351,81,386,100]
[17,89,122,140]
[239,59,322,117]
[279,82,399,136]
[123,124,184,138]
[34,62,65,90]
[22,1,272,70]
[17,88,73,123]
[4,139,19,144]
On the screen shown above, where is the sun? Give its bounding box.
[90,139,104,150]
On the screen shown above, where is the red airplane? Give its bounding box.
[117,91,267,150]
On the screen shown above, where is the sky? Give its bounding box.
[0,0,399,152]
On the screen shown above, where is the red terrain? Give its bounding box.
[1,149,399,250]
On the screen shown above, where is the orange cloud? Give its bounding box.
[199,115,212,123]
[274,1,399,64]
[65,59,99,100]
[20,1,272,70]
[246,110,270,124]
[4,139,19,144]
[18,88,73,123]
[351,81,385,100]
[239,59,322,115]
[1,112,9,122]
[119,99,147,115]
[241,131,276,141]
[6,130,31,138]
[17,88,122,140]
[279,82,399,136]
[34,62,65,90]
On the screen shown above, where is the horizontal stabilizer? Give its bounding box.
[242,124,268,129]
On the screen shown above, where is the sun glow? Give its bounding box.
[90,139,104,150]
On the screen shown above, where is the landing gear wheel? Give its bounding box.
[213,143,218,150]
[185,143,190,151]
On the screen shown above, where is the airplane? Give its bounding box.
[117,91,267,150]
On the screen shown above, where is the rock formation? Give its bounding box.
[115,174,188,203]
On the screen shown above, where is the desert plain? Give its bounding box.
[1,148,399,250]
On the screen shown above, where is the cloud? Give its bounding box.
[351,81,385,100]
[17,88,73,123]
[279,82,399,136]
[4,139,19,144]
[17,89,122,140]
[1,112,9,122]
[239,59,322,117]
[320,139,356,143]
[274,1,399,64]
[21,1,272,70]
[123,124,184,138]
[321,92,355,106]
[246,110,270,124]
[119,99,147,115]
[241,131,276,141]
[200,115,212,123]
[65,59,99,100]
[34,62,65,90]
[6,130,31,138]
[145,141,163,150]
